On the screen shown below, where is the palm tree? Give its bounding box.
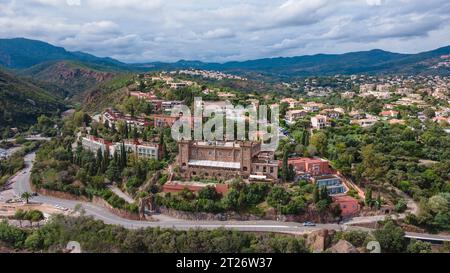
[21,192,32,204]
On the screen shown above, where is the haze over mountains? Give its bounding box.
[1,38,449,79]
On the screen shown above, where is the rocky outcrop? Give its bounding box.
[306,229,335,252]
[328,240,359,253]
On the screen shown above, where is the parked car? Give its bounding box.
[303,222,316,227]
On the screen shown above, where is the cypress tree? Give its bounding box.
[313,186,320,203]
[159,131,167,160]
[103,148,110,173]
[121,141,127,168]
[96,148,103,174]
[365,188,373,207]
[282,149,289,182]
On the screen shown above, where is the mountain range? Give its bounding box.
[0,37,449,130]
[1,38,449,79]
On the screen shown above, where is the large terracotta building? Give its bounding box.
[287,157,333,177]
[178,140,279,181]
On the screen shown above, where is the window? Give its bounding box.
[243,167,248,171]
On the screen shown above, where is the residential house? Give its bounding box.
[311,115,330,129]
[333,196,360,217]
[313,175,346,195]
[285,110,308,124]
[380,110,399,119]
[287,157,333,178]
[321,108,344,119]
[281,98,302,109]
[303,102,324,112]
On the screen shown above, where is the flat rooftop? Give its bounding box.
[188,160,241,169]
[193,141,241,148]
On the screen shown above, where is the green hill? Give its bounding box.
[0,38,130,70]
[0,69,65,130]
[19,60,118,99]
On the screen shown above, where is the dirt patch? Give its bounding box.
[0,202,66,218]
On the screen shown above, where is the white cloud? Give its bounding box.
[0,0,448,62]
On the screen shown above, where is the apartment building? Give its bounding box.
[178,140,279,181]
[81,135,161,160]
[102,109,151,131]
[359,84,376,93]
[303,102,324,112]
[129,92,163,112]
[341,91,356,99]
[285,110,308,124]
[81,135,112,154]
[376,84,391,92]
[112,140,161,160]
[380,110,399,119]
[321,108,344,119]
[311,115,330,129]
[350,116,379,127]
[161,101,183,113]
[280,98,302,109]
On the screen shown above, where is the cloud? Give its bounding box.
[0,0,448,62]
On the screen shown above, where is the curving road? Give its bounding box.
[4,152,450,242]
[7,152,341,233]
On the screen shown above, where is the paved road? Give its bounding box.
[4,152,450,242]
[6,136,52,143]
[7,152,342,233]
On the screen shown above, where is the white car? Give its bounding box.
[54,205,68,211]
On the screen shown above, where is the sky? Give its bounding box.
[0,0,449,63]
